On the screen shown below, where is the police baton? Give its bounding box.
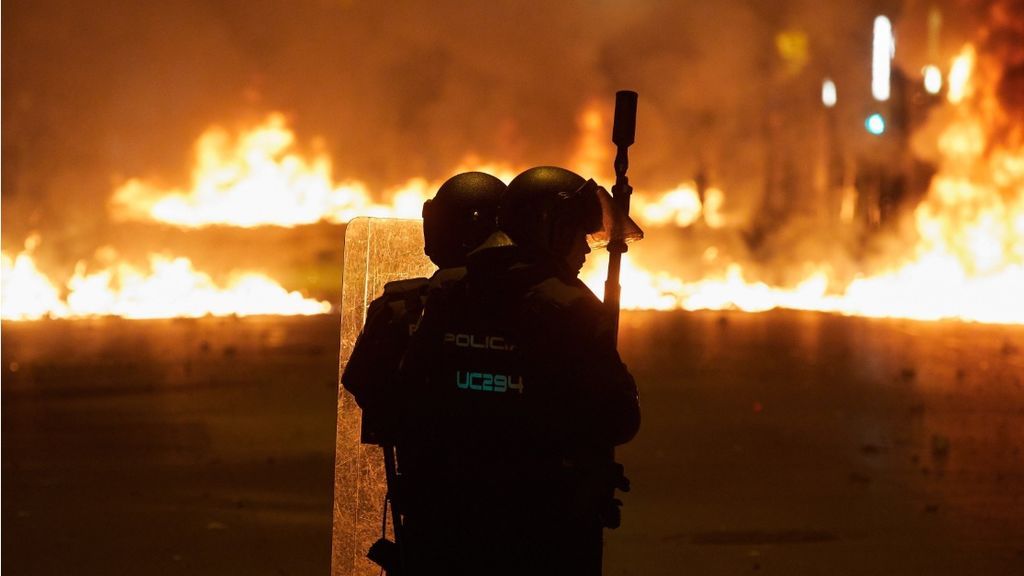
[604,90,638,344]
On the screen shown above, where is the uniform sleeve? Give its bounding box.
[340,294,401,411]
[568,301,641,446]
[523,291,640,448]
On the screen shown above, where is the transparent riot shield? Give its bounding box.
[332,217,436,576]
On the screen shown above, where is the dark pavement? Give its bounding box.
[3,312,1023,575]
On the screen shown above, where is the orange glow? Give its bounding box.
[947,45,975,104]
[11,41,1023,324]
[630,183,728,229]
[1,236,68,320]
[110,113,517,228]
[569,101,610,180]
[581,253,836,314]
[1,246,329,320]
[580,45,1024,324]
[634,184,703,228]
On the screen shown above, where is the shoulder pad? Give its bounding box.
[531,276,598,310]
[429,267,466,289]
[382,277,430,296]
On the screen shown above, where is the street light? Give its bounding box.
[923,65,943,94]
[872,16,895,101]
[822,78,837,108]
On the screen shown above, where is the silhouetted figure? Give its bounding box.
[341,171,505,573]
[396,166,640,576]
[342,171,506,443]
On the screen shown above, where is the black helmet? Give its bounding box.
[500,166,642,260]
[501,166,592,256]
[423,172,506,267]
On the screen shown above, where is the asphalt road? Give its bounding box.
[3,311,1023,575]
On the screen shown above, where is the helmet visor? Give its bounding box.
[573,180,644,248]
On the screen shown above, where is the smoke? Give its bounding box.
[977,0,1024,130]
[2,0,958,291]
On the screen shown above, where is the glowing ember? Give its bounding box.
[1,244,330,320]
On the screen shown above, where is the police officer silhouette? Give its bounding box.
[396,166,640,576]
[342,171,506,445]
[341,171,506,573]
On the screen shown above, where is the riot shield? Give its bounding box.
[332,217,435,576]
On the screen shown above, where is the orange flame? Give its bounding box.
[947,45,975,104]
[9,40,1023,324]
[1,242,330,320]
[1,236,68,320]
[580,44,1024,324]
[111,113,517,228]
[632,184,727,228]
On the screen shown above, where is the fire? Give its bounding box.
[111,113,517,228]
[1,243,330,320]
[582,172,1023,324]
[570,102,610,179]
[633,185,703,228]
[947,45,975,104]
[581,254,833,315]
[9,37,1022,324]
[580,39,1023,325]
[1,236,68,320]
[632,184,727,228]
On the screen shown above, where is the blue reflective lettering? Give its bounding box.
[455,371,524,393]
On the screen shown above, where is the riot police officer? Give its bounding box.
[341,171,506,446]
[340,171,506,574]
[396,166,641,576]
